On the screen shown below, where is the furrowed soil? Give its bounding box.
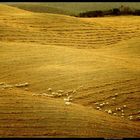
[0,4,140,138]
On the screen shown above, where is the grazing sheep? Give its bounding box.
[121,110,124,113]
[15,82,29,87]
[51,92,57,95]
[105,102,109,105]
[99,104,104,107]
[48,88,52,92]
[102,102,105,105]
[113,113,117,116]
[58,90,64,93]
[94,102,99,105]
[3,84,13,88]
[116,107,121,111]
[129,116,133,120]
[42,93,47,96]
[115,93,118,96]
[46,94,54,97]
[58,93,62,97]
[64,98,70,102]
[121,113,125,116]
[112,97,116,100]
[108,110,112,114]
[123,105,127,108]
[65,101,71,105]
[96,106,101,110]
[32,93,36,96]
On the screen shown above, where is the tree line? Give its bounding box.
[77,5,140,17]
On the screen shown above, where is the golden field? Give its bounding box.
[0,4,140,138]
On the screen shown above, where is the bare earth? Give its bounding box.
[0,4,140,138]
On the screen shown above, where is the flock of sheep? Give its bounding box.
[0,82,29,88]
[0,82,139,120]
[94,93,139,120]
[32,87,80,106]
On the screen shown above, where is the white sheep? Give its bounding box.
[96,106,101,110]
[65,101,71,105]
[99,103,104,107]
[123,105,127,108]
[113,113,117,116]
[48,88,52,92]
[94,102,99,105]
[105,102,109,105]
[121,113,125,116]
[15,82,29,87]
[112,97,116,100]
[58,90,64,93]
[108,110,112,114]
[64,98,70,102]
[129,116,133,120]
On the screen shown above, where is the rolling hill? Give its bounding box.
[7,2,140,16]
[0,4,140,138]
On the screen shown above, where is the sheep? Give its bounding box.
[65,101,71,105]
[115,93,118,96]
[105,102,109,105]
[32,93,36,96]
[58,90,64,93]
[3,84,13,88]
[113,113,117,116]
[108,110,112,114]
[32,93,40,96]
[48,88,52,92]
[64,98,70,102]
[121,110,124,113]
[94,102,99,105]
[51,92,57,95]
[121,113,125,116]
[99,103,104,107]
[112,97,116,100]
[116,107,121,111]
[58,93,62,97]
[123,105,127,108]
[46,94,54,97]
[96,106,101,110]
[42,93,48,96]
[129,116,133,120]
[67,90,73,94]
[102,102,105,105]
[15,82,29,87]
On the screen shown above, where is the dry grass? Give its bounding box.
[0,4,140,137]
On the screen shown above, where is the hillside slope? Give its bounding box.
[0,4,140,137]
[7,2,140,16]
